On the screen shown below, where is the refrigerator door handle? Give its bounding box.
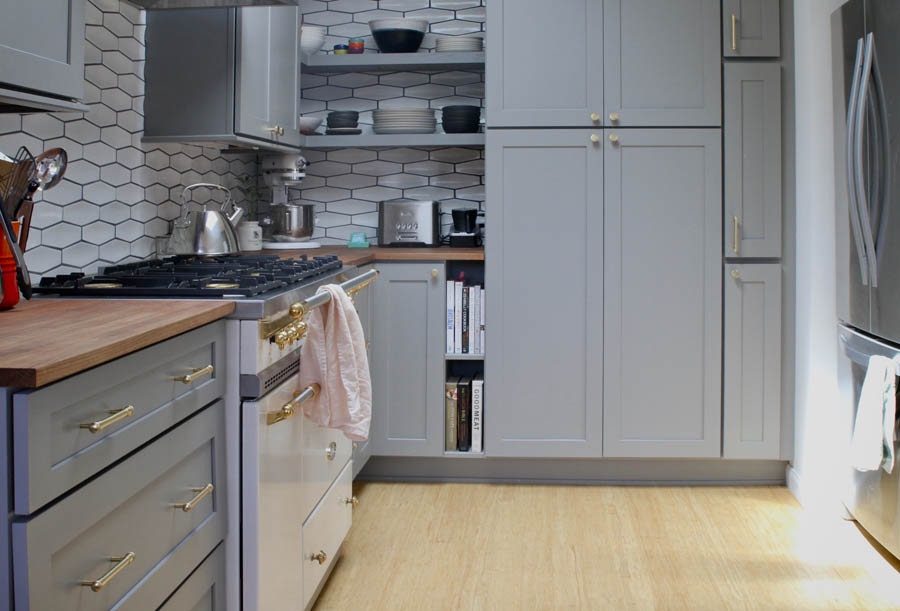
[854,33,879,287]
[847,37,870,286]
[870,37,892,257]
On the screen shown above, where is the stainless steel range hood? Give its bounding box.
[124,0,297,9]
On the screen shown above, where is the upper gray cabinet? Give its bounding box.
[724,63,782,258]
[144,6,301,151]
[723,0,781,58]
[486,0,604,127]
[603,0,721,127]
[0,0,86,112]
[487,0,720,128]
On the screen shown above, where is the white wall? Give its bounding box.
[788,0,848,514]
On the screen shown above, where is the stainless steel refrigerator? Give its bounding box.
[833,0,900,560]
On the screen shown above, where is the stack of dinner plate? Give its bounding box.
[435,36,483,52]
[373,108,436,134]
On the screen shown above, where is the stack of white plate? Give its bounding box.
[373,108,436,134]
[436,36,483,52]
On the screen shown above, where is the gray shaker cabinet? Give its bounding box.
[486,0,604,127]
[603,129,722,458]
[484,129,604,457]
[370,262,445,456]
[144,6,300,151]
[723,263,782,459]
[351,264,374,476]
[603,0,721,127]
[723,0,781,58]
[724,63,782,258]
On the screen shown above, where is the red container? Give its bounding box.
[0,221,20,310]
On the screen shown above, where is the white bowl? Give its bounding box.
[300,34,326,54]
[298,116,323,131]
[300,24,326,34]
[368,19,428,33]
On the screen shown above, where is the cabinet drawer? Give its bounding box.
[13,321,226,514]
[301,460,353,610]
[159,543,226,611]
[13,402,227,611]
[301,418,351,520]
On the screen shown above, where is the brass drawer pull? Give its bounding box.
[325,441,337,461]
[311,550,327,564]
[732,215,740,255]
[731,14,738,51]
[345,496,359,507]
[174,483,214,512]
[267,383,320,426]
[81,552,136,592]
[175,364,214,384]
[79,405,135,434]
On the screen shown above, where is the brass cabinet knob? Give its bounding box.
[431,268,438,278]
[609,112,619,123]
[590,112,600,122]
[345,496,360,507]
[590,134,600,143]
[609,134,619,143]
[325,441,337,461]
[731,269,741,280]
[311,550,327,565]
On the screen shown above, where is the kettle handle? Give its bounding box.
[179,183,235,218]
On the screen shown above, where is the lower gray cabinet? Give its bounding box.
[352,265,374,476]
[723,263,782,459]
[370,262,445,456]
[603,129,722,458]
[485,129,604,457]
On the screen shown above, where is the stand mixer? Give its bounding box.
[259,154,321,249]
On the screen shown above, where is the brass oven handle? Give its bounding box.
[80,552,136,592]
[731,13,738,52]
[174,483,214,512]
[79,405,135,434]
[325,441,337,461]
[267,383,320,426]
[732,215,740,255]
[175,364,214,384]
[311,550,327,564]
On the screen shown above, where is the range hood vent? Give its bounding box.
[124,0,297,9]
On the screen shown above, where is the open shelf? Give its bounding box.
[445,353,485,361]
[301,51,485,74]
[300,132,484,148]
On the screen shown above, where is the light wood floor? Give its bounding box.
[313,482,900,611]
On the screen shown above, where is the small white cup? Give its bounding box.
[238,221,263,251]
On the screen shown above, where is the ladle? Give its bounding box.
[16,148,67,251]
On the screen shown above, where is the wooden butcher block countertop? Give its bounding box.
[262,246,484,266]
[0,299,234,388]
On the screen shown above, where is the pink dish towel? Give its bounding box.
[298,284,372,441]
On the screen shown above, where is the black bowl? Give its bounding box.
[441,105,480,115]
[372,28,425,53]
[442,120,480,134]
[327,119,359,128]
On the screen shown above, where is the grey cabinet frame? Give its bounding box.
[724,63,782,258]
[723,263,782,459]
[723,0,781,58]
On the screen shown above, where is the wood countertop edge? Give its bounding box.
[0,301,234,388]
[263,246,483,264]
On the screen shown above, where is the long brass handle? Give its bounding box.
[79,405,135,434]
[311,550,327,564]
[732,215,740,254]
[267,383,320,426]
[731,14,738,52]
[174,483,214,512]
[81,552,136,592]
[325,441,337,461]
[175,364,214,384]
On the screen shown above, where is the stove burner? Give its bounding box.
[34,254,343,298]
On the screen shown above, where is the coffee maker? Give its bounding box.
[448,208,482,247]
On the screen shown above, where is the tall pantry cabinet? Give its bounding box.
[486,0,722,458]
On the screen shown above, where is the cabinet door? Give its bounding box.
[724,63,782,258]
[603,0,720,127]
[723,0,781,58]
[723,263,782,459]
[485,130,603,457]
[236,7,301,148]
[351,267,374,477]
[603,129,721,457]
[0,0,84,101]
[486,0,603,127]
[370,263,445,456]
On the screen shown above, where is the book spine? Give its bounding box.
[454,281,463,354]
[445,378,458,451]
[480,288,486,354]
[446,280,455,354]
[473,284,482,355]
[469,284,479,355]
[471,377,483,453]
[457,378,471,451]
[461,286,470,353]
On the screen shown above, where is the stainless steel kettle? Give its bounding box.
[169,183,244,255]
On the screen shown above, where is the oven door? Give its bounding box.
[241,376,313,611]
[839,323,900,560]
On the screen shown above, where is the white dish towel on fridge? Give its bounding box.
[850,354,898,473]
[298,284,371,441]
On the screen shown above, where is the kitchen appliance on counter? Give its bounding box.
[377,198,440,246]
[448,207,483,247]
[833,0,900,561]
[260,153,321,249]
[169,183,244,255]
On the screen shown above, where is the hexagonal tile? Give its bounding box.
[116,184,144,205]
[131,236,156,259]
[326,199,376,215]
[404,186,454,201]
[456,82,485,99]
[327,174,377,190]
[430,20,482,35]
[0,133,42,157]
[326,148,377,164]
[430,173,481,190]
[158,201,181,221]
[102,50,134,76]
[85,103,118,128]
[211,158,230,175]
[315,211,350,229]
[22,115,64,140]
[82,142,116,166]
[354,160,402,177]
[302,187,351,203]
[378,148,429,164]
[84,40,103,66]
[130,201,156,222]
[431,0,481,9]
[62,201,101,225]
[406,7,454,21]
[377,97,430,110]
[118,37,144,61]
[64,242,100,268]
[146,218,170,237]
[353,186,402,202]
[353,9,398,23]
[145,149,169,171]
[98,239,130,263]
[355,84,404,101]
[145,184,170,204]
[457,6,486,21]
[115,220,143,242]
[404,83,455,100]
[304,10,352,26]
[324,224,369,242]
[83,221,115,245]
[85,0,103,25]
[99,125,131,150]
[329,73,378,89]
[84,181,116,205]
[24,246,62,274]
[65,120,101,145]
[430,70,482,87]
[101,89,132,112]
[157,168,181,188]
[41,180,82,206]
[378,173,428,189]
[100,201,130,224]
[304,85,353,102]
[100,163,131,187]
[455,184,485,201]
[455,159,484,175]
[103,12,135,37]
[130,167,158,188]
[0,115,21,134]
[115,147,144,170]
[42,222,82,248]
[117,109,143,133]
[43,137,83,162]
[65,160,101,184]
[182,145,204,159]
[404,160,454,176]
[85,24,118,52]
[376,0,430,10]
[169,153,192,173]
[326,97,376,113]
[430,147,481,163]
[298,175,326,190]
[351,211,378,226]
[29,202,63,229]
[308,161,351,178]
